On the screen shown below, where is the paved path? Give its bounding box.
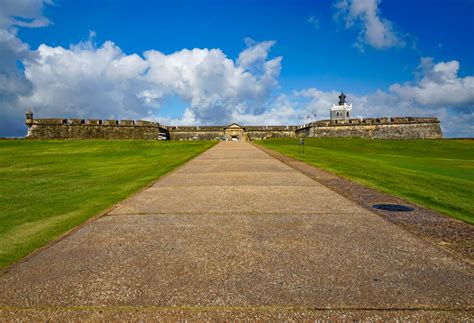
[0,142,472,320]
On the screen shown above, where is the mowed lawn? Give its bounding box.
[0,140,215,269]
[257,138,474,224]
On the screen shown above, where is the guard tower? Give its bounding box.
[330,92,352,123]
[25,110,34,137]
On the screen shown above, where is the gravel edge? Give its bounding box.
[254,143,474,265]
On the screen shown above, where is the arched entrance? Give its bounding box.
[224,123,246,141]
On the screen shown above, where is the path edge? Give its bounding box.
[0,141,218,274]
[252,142,474,266]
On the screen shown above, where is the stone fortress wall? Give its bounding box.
[24,93,442,140]
[25,114,443,140]
[244,126,297,140]
[167,125,297,141]
[25,103,442,140]
[23,93,442,140]
[168,126,225,141]
[295,117,443,139]
[25,112,168,140]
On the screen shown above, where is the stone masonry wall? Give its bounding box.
[245,126,297,140]
[26,118,167,140]
[168,126,297,140]
[168,127,225,140]
[25,114,443,140]
[295,117,443,139]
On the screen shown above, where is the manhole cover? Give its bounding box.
[372,204,414,212]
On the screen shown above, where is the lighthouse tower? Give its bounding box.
[330,92,352,123]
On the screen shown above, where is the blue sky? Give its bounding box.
[1,0,473,137]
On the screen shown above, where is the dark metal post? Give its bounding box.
[299,138,304,154]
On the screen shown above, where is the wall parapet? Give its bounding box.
[295,117,443,139]
[299,117,440,129]
[245,126,298,131]
[25,112,167,140]
[24,111,443,140]
[168,126,225,131]
[31,118,162,127]
[33,118,67,125]
[168,125,298,132]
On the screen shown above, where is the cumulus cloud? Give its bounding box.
[144,39,282,124]
[21,39,151,121]
[237,38,276,69]
[334,0,405,50]
[19,38,282,127]
[0,0,51,137]
[0,0,52,29]
[215,57,473,137]
[390,57,474,107]
[292,58,474,137]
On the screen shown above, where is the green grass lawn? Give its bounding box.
[0,140,215,269]
[257,138,474,224]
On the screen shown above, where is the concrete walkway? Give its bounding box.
[0,141,472,320]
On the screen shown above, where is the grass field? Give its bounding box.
[0,140,215,269]
[257,138,474,224]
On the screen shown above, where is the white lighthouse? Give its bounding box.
[330,92,352,123]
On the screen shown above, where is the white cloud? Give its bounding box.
[231,94,302,126]
[19,38,282,126]
[0,0,51,137]
[334,0,405,50]
[289,58,474,137]
[21,40,151,120]
[212,57,473,137]
[0,0,52,29]
[9,36,474,137]
[237,38,274,67]
[390,57,474,107]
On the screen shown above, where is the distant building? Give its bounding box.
[330,92,352,123]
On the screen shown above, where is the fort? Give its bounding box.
[295,117,442,139]
[25,111,168,140]
[24,93,443,140]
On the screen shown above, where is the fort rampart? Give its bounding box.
[295,117,443,139]
[244,126,297,140]
[168,126,225,141]
[168,125,297,141]
[25,112,442,140]
[25,114,167,140]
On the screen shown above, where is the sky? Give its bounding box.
[1,0,473,137]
